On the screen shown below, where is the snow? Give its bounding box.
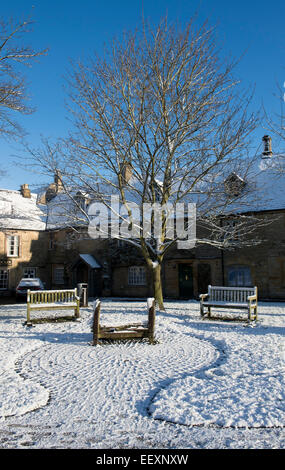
[17,278,43,287]
[0,189,46,231]
[147,297,155,309]
[240,154,285,212]
[79,253,101,269]
[151,261,159,268]
[42,152,285,238]
[0,299,284,449]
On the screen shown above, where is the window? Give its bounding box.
[228,266,252,287]
[77,197,86,210]
[49,236,54,250]
[128,266,146,286]
[23,267,36,279]
[75,192,88,211]
[7,235,20,257]
[0,270,8,289]
[53,266,64,285]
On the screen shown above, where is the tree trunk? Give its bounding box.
[152,263,165,311]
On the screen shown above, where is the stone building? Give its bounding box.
[96,135,285,301]
[0,185,48,295]
[1,136,285,301]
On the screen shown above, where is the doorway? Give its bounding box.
[197,263,211,295]
[178,264,193,298]
[76,262,89,284]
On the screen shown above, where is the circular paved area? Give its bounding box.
[16,330,219,427]
[1,301,285,448]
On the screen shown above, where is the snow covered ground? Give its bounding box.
[0,299,284,449]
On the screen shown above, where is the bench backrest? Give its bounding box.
[208,285,256,303]
[28,288,78,304]
[92,298,155,331]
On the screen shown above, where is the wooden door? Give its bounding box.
[179,264,193,298]
[76,262,89,283]
[198,263,211,295]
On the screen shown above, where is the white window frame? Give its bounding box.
[7,235,20,257]
[23,267,37,279]
[53,266,64,285]
[128,266,146,286]
[0,269,9,290]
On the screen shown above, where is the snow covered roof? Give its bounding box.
[253,154,285,211]
[79,254,101,269]
[0,189,47,231]
[42,148,285,233]
[45,192,78,230]
[45,190,110,230]
[233,153,285,213]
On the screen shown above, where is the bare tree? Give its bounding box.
[30,17,267,309]
[0,15,47,139]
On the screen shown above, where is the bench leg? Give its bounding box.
[148,302,155,344]
[92,302,101,346]
[92,336,99,346]
[248,303,258,322]
[148,332,155,344]
[248,305,253,322]
[253,305,258,321]
[27,304,31,324]
[200,303,205,317]
[208,307,211,318]
[26,306,33,326]
[75,302,80,319]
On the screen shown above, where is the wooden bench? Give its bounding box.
[26,288,80,324]
[200,285,258,321]
[91,298,156,345]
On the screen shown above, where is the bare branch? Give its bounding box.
[0,15,48,139]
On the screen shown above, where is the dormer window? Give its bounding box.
[224,172,246,197]
[75,192,88,211]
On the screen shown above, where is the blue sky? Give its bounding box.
[1,0,285,190]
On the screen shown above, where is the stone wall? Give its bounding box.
[223,211,285,299]
[0,230,49,293]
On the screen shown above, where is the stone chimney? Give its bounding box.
[20,183,31,198]
[44,169,64,203]
[54,169,63,192]
[262,135,273,158]
[122,162,132,184]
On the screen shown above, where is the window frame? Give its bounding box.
[23,267,37,279]
[6,234,20,257]
[0,269,9,290]
[128,266,147,286]
[53,266,65,285]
